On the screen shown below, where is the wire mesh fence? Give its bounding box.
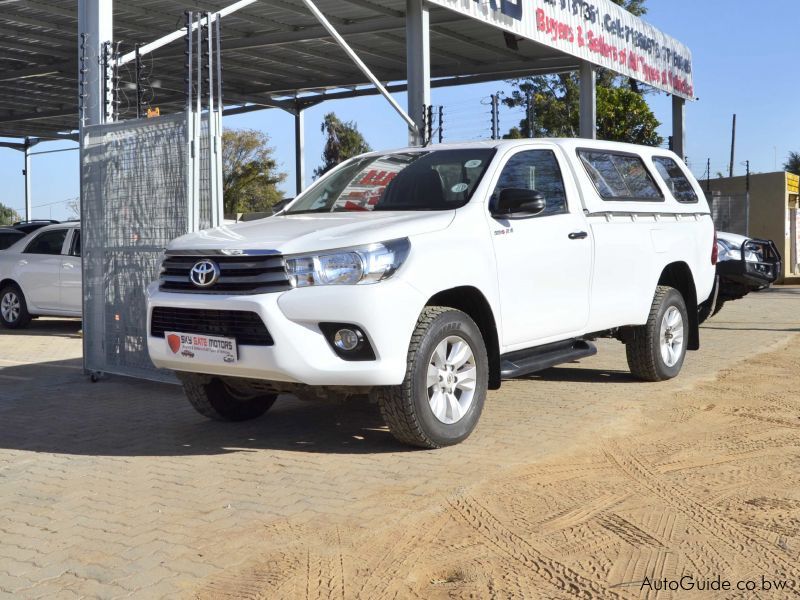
[82,112,212,382]
[707,191,749,236]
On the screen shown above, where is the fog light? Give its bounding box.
[334,328,361,351]
[319,323,376,361]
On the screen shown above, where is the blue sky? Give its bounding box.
[1,0,798,221]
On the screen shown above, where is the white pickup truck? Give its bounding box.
[146,139,717,448]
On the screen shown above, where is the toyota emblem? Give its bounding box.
[189,259,221,288]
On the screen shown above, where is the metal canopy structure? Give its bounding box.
[2,0,599,140]
[1,0,694,193]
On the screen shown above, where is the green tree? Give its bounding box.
[222,128,286,215]
[502,74,663,146]
[314,113,371,179]
[617,0,647,16]
[503,0,662,146]
[596,86,662,146]
[783,151,800,175]
[0,202,20,226]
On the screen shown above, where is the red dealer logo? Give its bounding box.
[167,334,181,354]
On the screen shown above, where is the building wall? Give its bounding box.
[708,172,791,282]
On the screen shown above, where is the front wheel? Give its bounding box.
[626,286,688,382]
[178,373,277,422]
[375,307,489,449]
[0,284,31,329]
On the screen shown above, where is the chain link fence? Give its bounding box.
[707,191,749,236]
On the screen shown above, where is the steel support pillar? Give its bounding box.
[579,61,596,140]
[78,0,113,128]
[24,139,33,221]
[295,107,305,195]
[406,0,430,146]
[672,95,686,161]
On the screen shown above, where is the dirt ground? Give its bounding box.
[1,288,799,599]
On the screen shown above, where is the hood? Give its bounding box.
[716,231,749,246]
[167,210,455,255]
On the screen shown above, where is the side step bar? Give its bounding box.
[500,339,597,380]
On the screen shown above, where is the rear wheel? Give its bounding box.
[375,307,488,449]
[626,286,688,382]
[178,373,277,421]
[0,284,31,329]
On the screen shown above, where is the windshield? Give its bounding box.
[284,149,495,214]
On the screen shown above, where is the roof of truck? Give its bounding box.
[371,138,682,160]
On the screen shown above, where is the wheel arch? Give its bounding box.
[657,262,699,351]
[426,286,501,390]
[0,278,19,291]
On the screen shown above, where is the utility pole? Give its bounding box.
[728,114,736,178]
[438,105,444,144]
[706,158,711,193]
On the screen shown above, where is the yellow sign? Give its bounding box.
[788,173,799,194]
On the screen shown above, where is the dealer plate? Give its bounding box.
[165,332,238,364]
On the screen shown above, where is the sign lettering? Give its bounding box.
[438,0,693,98]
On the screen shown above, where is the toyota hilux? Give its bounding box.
[146,139,717,448]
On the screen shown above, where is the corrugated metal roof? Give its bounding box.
[0,0,580,138]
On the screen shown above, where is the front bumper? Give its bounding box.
[146,279,426,386]
[717,238,782,299]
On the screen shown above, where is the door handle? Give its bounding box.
[568,231,589,240]
[62,263,75,269]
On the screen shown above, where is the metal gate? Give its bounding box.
[707,191,749,236]
[81,113,214,382]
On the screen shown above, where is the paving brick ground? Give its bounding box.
[0,288,798,599]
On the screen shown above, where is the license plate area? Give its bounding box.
[165,331,238,364]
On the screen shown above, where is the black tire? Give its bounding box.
[178,373,277,422]
[626,286,689,382]
[0,283,32,329]
[375,306,489,449]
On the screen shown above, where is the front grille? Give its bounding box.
[159,254,292,294]
[150,307,274,346]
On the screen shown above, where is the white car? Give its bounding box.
[0,223,81,328]
[147,139,717,448]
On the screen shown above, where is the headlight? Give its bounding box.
[286,238,410,288]
[716,243,740,262]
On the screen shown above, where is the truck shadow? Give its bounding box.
[519,366,636,383]
[0,358,407,457]
[0,357,634,458]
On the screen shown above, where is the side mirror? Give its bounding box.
[492,188,546,218]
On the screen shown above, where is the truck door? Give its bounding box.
[488,148,592,348]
